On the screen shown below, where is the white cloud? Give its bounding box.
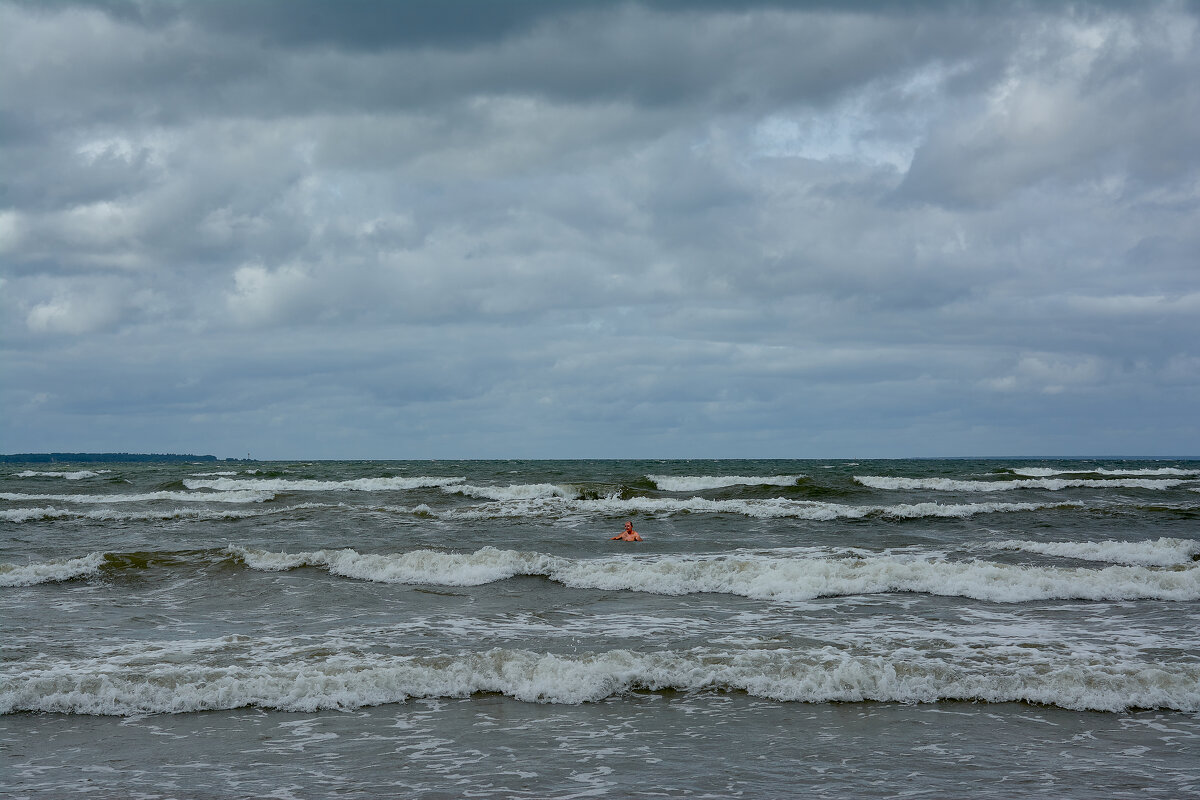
[225,263,318,326]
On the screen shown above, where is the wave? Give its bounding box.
[646,475,802,491]
[14,469,109,480]
[14,543,1195,602]
[444,496,1062,521]
[230,545,559,586]
[233,545,1200,603]
[0,553,106,586]
[443,483,582,501]
[994,537,1200,567]
[0,503,328,525]
[1011,467,1199,477]
[855,476,1184,491]
[3,644,1195,715]
[183,476,465,492]
[0,490,275,504]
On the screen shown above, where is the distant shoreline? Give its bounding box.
[0,453,221,463]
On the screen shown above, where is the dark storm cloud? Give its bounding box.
[1,0,1197,457]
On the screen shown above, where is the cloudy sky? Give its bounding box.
[2,0,1198,459]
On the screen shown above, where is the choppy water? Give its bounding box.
[3,458,1198,798]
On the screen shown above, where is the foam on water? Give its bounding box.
[647,475,802,491]
[0,552,106,586]
[231,545,1200,603]
[994,537,1200,566]
[3,644,1196,715]
[230,545,565,585]
[0,490,275,504]
[1012,467,1199,477]
[183,476,465,492]
[0,503,327,524]
[443,483,580,501]
[14,469,109,480]
[444,496,1061,521]
[856,476,1184,491]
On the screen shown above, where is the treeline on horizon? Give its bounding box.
[0,453,219,463]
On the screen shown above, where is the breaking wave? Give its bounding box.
[14,469,109,480]
[0,503,327,525]
[230,545,559,586]
[994,537,1200,567]
[3,644,1195,715]
[0,490,275,504]
[183,476,465,492]
[1011,467,1198,477]
[444,496,1061,521]
[855,476,1184,491]
[232,545,1200,603]
[0,553,106,587]
[647,475,802,491]
[443,483,581,501]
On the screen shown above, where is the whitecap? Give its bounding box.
[3,645,1195,715]
[0,490,275,504]
[647,475,802,491]
[0,552,106,587]
[14,470,108,480]
[230,545,565,586]
[442,496,1061,521]
[231,545,1200,603]
[994,537,1200,567]
[1012,467,1198,477]
[1,503,327,524]
[855,476,1183,491]
[442,483,579,501]
[183,476,464,492]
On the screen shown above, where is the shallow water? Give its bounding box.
[3,458,1199,797]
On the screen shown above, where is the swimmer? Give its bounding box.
[611,521,642,541]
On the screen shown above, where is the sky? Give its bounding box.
[1,0,1198,459]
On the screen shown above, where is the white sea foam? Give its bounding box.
[230,545,564,585]
[14,469,108,480]
[190,471,239,477]
[0,503,326,524]
[1012,466,1199,477]
[549,553,1199,603]
[0,490,275,504]
[461,496,866,521]
[183,476,464,492]
[3,644,1196,715]
[647,475,802,491]
[444,496,1060,521]
[232,546,1199,603]
[877,501,1053,519]
[0,552,106,587]
[855,476,1183,491]
[994,537,1200,567]
[443,483,580,501]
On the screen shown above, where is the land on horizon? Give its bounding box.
[0,453,221,463]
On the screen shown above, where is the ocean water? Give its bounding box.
[2,458,1198,799]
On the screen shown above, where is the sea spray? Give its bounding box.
[229,546,1200,603]
[4,644,1196,715]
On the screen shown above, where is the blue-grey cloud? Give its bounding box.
[1,0,1197,457]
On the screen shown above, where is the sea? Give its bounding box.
[2,458,1198,799]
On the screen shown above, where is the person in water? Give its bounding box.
[611,521,642,541]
